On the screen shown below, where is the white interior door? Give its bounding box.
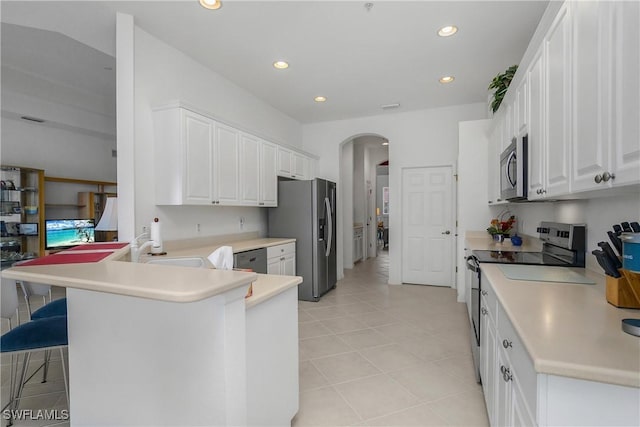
[401,166,453,286]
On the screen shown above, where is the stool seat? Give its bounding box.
[31,298,67,320]
[1,315,68,353]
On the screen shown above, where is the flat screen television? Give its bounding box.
[45,219,95,250]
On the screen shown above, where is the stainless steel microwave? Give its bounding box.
[500,134,528,201]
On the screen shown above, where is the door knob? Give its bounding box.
[442,230,451,235]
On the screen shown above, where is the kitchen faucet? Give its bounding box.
[130,218,164,262]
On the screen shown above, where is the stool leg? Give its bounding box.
[6,353,31,426]
[42,349,51,383]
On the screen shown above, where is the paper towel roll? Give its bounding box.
[150,218,161,242]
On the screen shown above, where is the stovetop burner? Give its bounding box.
[471,250,572,266]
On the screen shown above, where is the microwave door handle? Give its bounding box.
[506,151,517,187]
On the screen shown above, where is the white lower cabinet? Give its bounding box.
[480,271,638,427]
[480,271,536,427]
[267,243,296,276]
[353,228,364,263]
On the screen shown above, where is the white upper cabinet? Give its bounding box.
[571,0,640,192]
[154,105,312,207]
[527,46,545,200]
[239,132,260,205]
[611,1,640,187]
[544,3,571,197]
[155,108,215,205]
[215,123,240,205]
[293,152,309,179]
[260,141,278,207]
[515,76,528,134]
[528,3,571,200]
[488,112,507,205]
[277,146,293,177]
[491,0,639,202]
[571,1,612,192]
[278,145,312,180]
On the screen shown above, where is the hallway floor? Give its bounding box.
[294,250,489,426]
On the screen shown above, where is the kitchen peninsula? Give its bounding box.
[2,242,302,426]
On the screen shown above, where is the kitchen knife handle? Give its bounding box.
[598,241,623,269]
[607,231,623,256]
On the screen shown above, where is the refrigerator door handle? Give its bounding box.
[325,197,332,257]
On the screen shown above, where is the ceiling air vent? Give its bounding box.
[20,116,45,123]
[381,103,400,110]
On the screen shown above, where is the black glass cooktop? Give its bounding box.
[471,250,571,266]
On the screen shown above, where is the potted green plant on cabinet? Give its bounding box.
[488,64,518,113]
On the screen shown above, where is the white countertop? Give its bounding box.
[481,263,640,388]
[2,237,301,304]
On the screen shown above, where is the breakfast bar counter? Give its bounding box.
[1,243,302,426]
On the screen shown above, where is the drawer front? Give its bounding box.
[267,242,295,259]
[480,271,499,321]
[497,304,537,417]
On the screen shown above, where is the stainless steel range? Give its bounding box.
[467,222,587,383]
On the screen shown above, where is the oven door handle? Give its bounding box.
[466,256,480,273]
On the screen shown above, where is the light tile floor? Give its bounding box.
[1,250,489,427]
[293,250,489,426]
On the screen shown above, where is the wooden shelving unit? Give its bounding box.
[1,166,45,262]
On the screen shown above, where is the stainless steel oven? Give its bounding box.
[500,134,528,201]
[466,255,481,383]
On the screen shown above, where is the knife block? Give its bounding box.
[606,270,640,309]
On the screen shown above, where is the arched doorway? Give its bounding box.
[339,134,389,272]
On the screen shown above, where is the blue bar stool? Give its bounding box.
[30,298,68,383]
[1,315,69,426]
[31,297,67,320]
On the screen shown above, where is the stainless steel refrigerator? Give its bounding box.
[268,178,337,301]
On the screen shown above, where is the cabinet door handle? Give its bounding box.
[502,339,512,349]
[280,257,285,261]
[502,367,512,382]
[481,307,488,316]
[594,174,603,184]
[481,290,488,296]
[500,365,507,375]
[602,171,616,182]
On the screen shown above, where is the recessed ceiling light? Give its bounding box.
[382,141,389,146]
[438,25,458,37]
[314,96,327,103]
[439,76,455,84]
[199,0,222,10]
[273,61,289,69]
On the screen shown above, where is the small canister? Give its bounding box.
[621,233,640,273]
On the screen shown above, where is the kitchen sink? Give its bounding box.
[145,257,208,268]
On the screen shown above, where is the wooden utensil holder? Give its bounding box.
[606,269,640,309]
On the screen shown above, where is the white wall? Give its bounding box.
[341,142,354,271]
[1,66,116,181]
[457,120,492,302]
[132,27,303,240]
[353,143,365,224]
[505,192,640,272]
[302,103,487,284]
